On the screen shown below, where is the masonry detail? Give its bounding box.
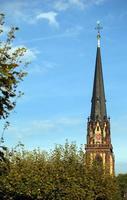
[85,22,115,175]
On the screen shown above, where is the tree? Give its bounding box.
[84,158,121,200]
[0,142,122,200]
[0,13,27,122]
[0,13,28,176]
[117,174,127,199]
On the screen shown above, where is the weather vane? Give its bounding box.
[95,21,103,47]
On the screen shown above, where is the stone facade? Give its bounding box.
[85,25,115,175]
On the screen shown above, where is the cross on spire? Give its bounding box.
[90,22,107,121]
[95,21,103,47]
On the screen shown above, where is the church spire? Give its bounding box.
[85,22,115,175]
[90,21,107,121]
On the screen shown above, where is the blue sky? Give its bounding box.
[0,0,127,174]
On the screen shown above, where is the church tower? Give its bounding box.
[85,22,115,175]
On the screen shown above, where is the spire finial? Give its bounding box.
[95,21,103,47]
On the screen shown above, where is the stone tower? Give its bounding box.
[85,22,115,175]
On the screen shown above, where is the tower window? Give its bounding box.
[95,154,103,164]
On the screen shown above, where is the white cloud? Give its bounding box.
[29,61,56,74]
[54,0,84,10]
[0,1,31,23]
[9,45,39,62]
[22,25,83,44]
[0,0,106,26]
[0,1,45,25]
[36,11,59,27]
[32,117,81,132]
[65,25,83,35]
[23,48,40,62]
[54,0,106,11]
[54,1,69,11]
[70,0,85,8]
[0,43,39,62]
[7,117,82,138]
[94,0,105,5]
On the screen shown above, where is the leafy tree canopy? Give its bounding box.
[0,142,122,200]
[0,13,28,149]
[0,13,28,122]
[0,13,28,175]
[117,173,127,199]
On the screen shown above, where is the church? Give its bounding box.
[85,22,115,175]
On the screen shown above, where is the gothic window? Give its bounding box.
[95,154,103,165]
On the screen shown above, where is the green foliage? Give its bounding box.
[0,13,123,200]
[0,13,28,120]
[0,142,122,200]
[117,174,127,199]
[0,14,29,198]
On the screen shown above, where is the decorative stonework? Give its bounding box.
[85,24,115,175]
[85,118,114,175]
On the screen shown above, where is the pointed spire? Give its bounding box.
[90,22,107,121]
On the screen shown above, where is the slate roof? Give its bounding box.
[90,46,107,121]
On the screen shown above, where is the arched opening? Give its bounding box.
[95,154,103,164]
[94,154,103,174]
